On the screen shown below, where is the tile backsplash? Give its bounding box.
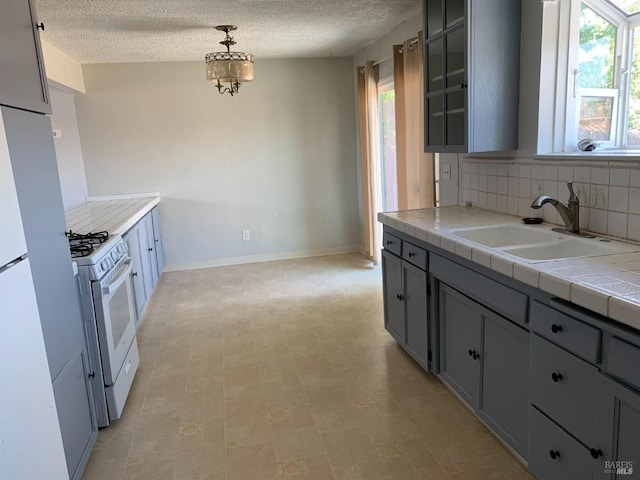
[461,159,640,242]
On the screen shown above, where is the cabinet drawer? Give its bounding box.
[607,336,640,391]
[382,231,402,256]
[402,241,427,270]
[531,301,601,364]
[528,406,592,480]
[431,254,527,325]
[530,334,597,446]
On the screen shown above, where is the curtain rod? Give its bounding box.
[372,54,392,67]
[368,35,420,67]
[399,37,419,53]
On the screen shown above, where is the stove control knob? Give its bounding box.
[117,243,127,254]
[100,260,109,272]
[111,251,119,262]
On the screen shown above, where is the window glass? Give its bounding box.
[579,94,615,140]
[607,0,640,15]
[378,86,398,211]
[578,4,617,89]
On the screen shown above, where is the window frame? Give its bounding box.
[543,0,640,153]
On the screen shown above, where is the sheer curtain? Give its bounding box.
[394,32,435,210]
[356,62,382,264]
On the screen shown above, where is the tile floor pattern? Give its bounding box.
[82,253,535,480]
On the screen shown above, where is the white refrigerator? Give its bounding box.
[0,110,68,478]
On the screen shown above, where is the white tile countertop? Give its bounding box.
[379,206,640,331]
[65,194,160,236]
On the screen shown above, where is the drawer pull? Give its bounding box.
[408,252,416,257]
[551,323,563,334]
[467,349,480,360]
[551,372,563,383]
[396,294,404,301]
[386,240,394,246]
[590,448,603,459]
[549,450,560,460]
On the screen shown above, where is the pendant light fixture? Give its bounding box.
[205,25,254,96]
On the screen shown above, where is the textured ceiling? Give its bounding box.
[35,0,421,64]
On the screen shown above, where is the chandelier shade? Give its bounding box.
[205,26,254,96]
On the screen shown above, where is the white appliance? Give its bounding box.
[75,234,139,427]
[0,110,68,479]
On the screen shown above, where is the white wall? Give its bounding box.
[41,40,86,93]
[75,59,360,270]
[50,88,88,208]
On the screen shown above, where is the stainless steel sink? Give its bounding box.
[448,223,640,262]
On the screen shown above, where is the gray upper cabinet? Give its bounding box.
[0,0,50,114]
[423,0,520,153]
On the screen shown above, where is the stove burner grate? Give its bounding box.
[66,230,109,258]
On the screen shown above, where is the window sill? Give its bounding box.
[536,151,640,161]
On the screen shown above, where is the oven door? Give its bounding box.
[92,260,136,386]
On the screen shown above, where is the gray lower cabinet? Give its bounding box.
[439,284,481,407]
[439,283,528,458]
[3,106,96,478]
[381,225,640,478]
[151,206,165,274]
[124,223,148,325]
[529,405,593,480]
[124,207,164,326]
[382,249,405,343]
[0,0,50,114]
[594,374,640,480]
[382,246,430,369]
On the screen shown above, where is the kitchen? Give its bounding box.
[2,0,640,479]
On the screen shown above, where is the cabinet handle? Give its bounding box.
[148,247,153,252]
[88,372,95,379]
[549,450,560,460]
[408,252,416,257]
[132,272,138,277]
[590,448,603,459]
[396,294,404,301]
[551,372,563,383]
[460,83,467,89]
[37,22,45,31]
[386,240,394,246]
[551,324,563,334]
[467,349,480,360]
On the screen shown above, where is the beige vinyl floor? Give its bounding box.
[82,253,535,480]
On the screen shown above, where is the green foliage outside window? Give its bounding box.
[578,4,616,89]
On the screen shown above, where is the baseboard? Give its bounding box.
[164,245,362,272]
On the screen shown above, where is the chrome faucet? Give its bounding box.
[531,182,591,236]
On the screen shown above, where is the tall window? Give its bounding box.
[378,80,398,211]
[563,0,640,150]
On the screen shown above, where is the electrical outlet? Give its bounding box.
[442,164,451,180]
[242,229,250,241]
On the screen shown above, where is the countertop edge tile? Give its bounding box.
[570,283,610,317]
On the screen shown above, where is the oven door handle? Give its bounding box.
[102,260,133,296]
